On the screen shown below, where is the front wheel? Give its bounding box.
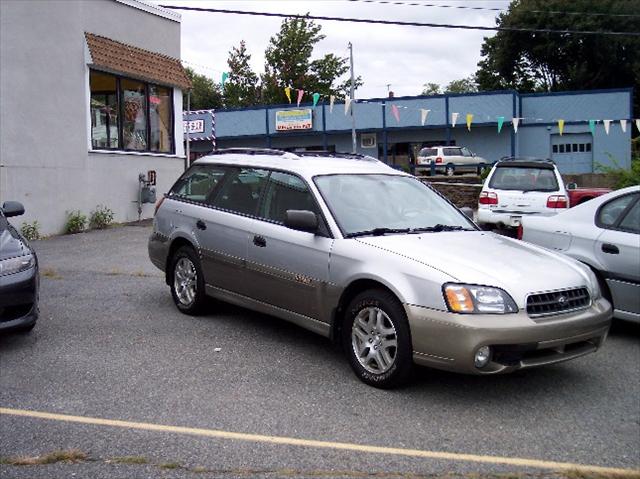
[342,289,413,389]
[169,246,206,315]
[445,164,455,177]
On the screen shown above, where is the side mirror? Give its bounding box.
[566,182,577,190]
[460,206,474,221]
[2,201,25,218]
[285,210,318,233]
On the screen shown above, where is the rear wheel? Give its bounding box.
[169,246,206,315]
[342,289,413,388]
[445,164,455,176]
[477,164,486,175]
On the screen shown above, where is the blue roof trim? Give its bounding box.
[520,87,633,98]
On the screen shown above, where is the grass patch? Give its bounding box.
[110,456,149,465]
[563,470,640,479]
[191,466,210,473]
[41,267,62,279]
[1,449,87,466]
[159,461,182,469]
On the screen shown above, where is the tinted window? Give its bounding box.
[170,165,226,202]
[586,143,592,152]
[618,198,640,233]
[552,145,558,153]
[443,148,460,156]
[579,144,585,152]
[418,148,437,157]
[212,168,269,215]
[489,167,559,192]
[598,194,637,227]
[559,145,565,153]
[260,172,319,223]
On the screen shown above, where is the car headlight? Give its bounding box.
[443,283,518,314]
[583,267,601,300]
[0,254,35,276]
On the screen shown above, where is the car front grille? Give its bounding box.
[526,287,590,317]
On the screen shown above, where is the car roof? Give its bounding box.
[192,149,407,178]
[495,158,555,170]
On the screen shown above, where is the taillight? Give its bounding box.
[517,224,523,240]
[546,195,568,209]
[154,196,165,216]
[479,191,498,205]
[435,156,443,164]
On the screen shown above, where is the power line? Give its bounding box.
[159,5,640,36]
[343,0,640,18]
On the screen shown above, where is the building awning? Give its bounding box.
[85,32,192,90]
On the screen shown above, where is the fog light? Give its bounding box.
[474,346,491,368]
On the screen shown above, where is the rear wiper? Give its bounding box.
[345,227,411,238]
[410,224,471,233]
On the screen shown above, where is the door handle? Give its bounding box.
[196,219,207,231]
[253,235,266,247]
[601,243,619,254]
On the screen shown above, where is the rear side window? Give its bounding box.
[418,148,437,157]
[443,148,460,156]
[211,168,269,216]
[489,167,559,192]
[170,165,226,202]
[259,171,319,223]
[619,199,640,233]
[597,194,638,229]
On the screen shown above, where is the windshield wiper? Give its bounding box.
[345,227,411,238]
[410,224,471,233]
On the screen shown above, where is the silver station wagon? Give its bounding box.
[149,149,612,388]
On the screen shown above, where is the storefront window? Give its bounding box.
[149,85,173,153]
[90,71,119,149]
[89,70,174,154]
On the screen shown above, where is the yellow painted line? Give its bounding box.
[1,407,638,477]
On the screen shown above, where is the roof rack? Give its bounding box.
[296,151,379,162]
[209,148,288,156]
[499,156,554,163]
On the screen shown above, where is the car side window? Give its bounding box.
[211,168,269,216]
[169,165,227,202]
[617,196,640,233]
[260,171,320,223]
[597,194,637,229]
[461,147,473,157]
[443,148,460,156]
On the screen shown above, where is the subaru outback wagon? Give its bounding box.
[149,149,611,388]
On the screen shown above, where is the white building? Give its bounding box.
[0,0,190,234]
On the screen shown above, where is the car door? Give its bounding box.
[199,167,270,297]
[593,192,640,318]
[246,170,333,321]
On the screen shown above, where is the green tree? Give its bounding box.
[475,0,639,114]
[261,15,359,104]
[184,67,223,110]
[444,76,478,94]
[224,40,259,108]
[421,83,441,95]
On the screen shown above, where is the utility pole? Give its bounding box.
[185,90,191,171]
[349,42,356,154]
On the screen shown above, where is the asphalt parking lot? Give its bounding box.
[1,223,639,478]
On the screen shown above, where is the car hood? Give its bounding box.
[356,231,592,306]
[0,218,31,261]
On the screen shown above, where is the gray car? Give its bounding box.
[521,186,640,323]
[149,149,612,388]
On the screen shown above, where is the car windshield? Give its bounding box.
[489,167,559,192]
[314,174,475,237]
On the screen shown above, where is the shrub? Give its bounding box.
[20,221,41,241]
[65,210,87,234]
[89,204,115,229]
[596,153,640,189]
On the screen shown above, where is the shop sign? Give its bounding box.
[276,109,313,131]
[183,110,215,141]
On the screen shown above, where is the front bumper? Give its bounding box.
[0,266,39,332]
[406,297,612,374]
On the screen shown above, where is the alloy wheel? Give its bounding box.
[351,306,398,374]
[173,257,198,306]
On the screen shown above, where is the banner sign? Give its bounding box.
[275,109,313,131]
[183,110,215,142]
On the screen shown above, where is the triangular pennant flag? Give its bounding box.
[636,119,640,132]
[391,104,400,123]
[451,112,459,128]
[221,72,229,87]
[420,109,430,126]
[497,116,505,133]
[296,89,304,107]
[466,113,473,132]
[589,119,596,136]
[284,86,292,104]
[329,95,335,113]
[558,119,565,136]
[512,117,520,133]
[312,92,320,108]
[604,119,611,135]
[344,97,352,115]
[620,119,627,133]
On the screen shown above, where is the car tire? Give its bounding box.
[169,246,206,315]
[445,164,455,176]
[477,164,486,175]
[342,289,413,389]
[17,322,36,333]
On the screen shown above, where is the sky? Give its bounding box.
[154,0,511,99]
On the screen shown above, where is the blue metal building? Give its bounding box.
[208,88,633,174]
